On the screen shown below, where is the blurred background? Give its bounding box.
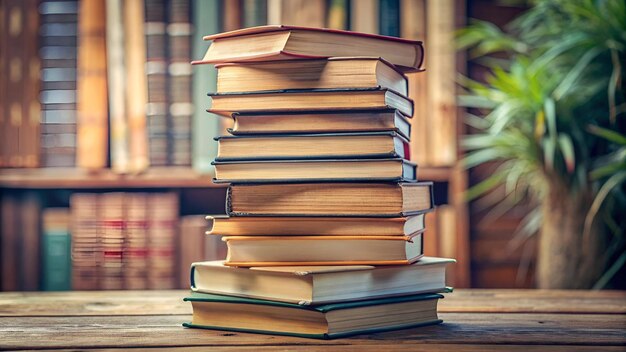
[1,0,624,291]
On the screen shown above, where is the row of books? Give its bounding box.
[0,0,455,171]
[182,26,454,339]
[0,191,225,291]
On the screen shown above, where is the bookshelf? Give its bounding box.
[1,0,471,291]
[0,168,222,189]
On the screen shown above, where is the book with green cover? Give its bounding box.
[183,292,443,339]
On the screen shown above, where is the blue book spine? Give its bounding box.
[41,231,72,291]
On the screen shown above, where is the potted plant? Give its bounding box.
[457,0,625,288]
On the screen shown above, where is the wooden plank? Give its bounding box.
[1,290,624,316]
[1,313,624,349]
[0,168,225,189]
[440,289,626,313]
[17,345,626,352]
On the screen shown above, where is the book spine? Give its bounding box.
[38,0,78,167]
[124,193,148,289]
[20,0,41,167]
[76,0,109,169]
[70,193,100,290]
[147,193,179,289]
[145,0,169,166]
[99,193,125,290]
[106,0,130,173]
[326,0,348,30]
[167,0,193,166]
[124,0,149,172]
[178,216,206,288]
[20,191,41,291]
[379,0,400,37]
[350,0,378,34]
[242,0,267,28]
[192,0,220,174]
[400,0,429,164]
[41,208,72,291]
[275,0,325,27]
[1,193,19,291]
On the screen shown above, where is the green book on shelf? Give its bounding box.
[183,292,443,339]
[41,208,72,291]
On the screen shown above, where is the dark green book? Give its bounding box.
[41,230,72,291]
[183,292,443,339]
[41,208,72,291]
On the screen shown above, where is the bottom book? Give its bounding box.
[183,292,443,339]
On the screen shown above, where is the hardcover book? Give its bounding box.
[215,57,408,95]
[207,214,425,236]
[183,292,442,339]
[215,132,410,161]
[223,233,424,266]
[191,257,454,304]
[225,182,433,217]
[193,25,424,71]
[213,158,417,183]
[227,110,411,139]
[208,88,413,117]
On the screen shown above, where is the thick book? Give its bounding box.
[76,0,108,169]
[183,292,442,339]
[226,182,433,217]
[216,58,408,95]
[213,158,416,183]
[228,110,411,139]
[192,25,424,71]
[191,257,453,304]
[208,88,413,117]
[42,208,72,291]
[207,214,425,236]
[223,233,424,266]
[215,132,410,161]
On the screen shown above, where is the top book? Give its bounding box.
[192,25,424,71]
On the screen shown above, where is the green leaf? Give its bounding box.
[462,148,503,169]
[588,125,626,145]
[583,171,626,242]
[465,171,507,201]
[593,251,626,289]
[558,134,576,173]
[553,47,602,100]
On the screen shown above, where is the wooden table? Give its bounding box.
[1,289,624,351]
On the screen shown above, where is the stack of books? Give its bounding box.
[184,25,455,339]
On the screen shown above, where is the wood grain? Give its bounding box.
[1,313,624,350]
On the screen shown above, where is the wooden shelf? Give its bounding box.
[0,168,225,189]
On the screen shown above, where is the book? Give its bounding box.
[326,0,348,30]
[20,192,41,291]
[223,233,424,266]
[213,158,416,183]
[350,0,378,34]
[124,193,149,289]
[70,193,99,290]
[1,193,19,290]
[99,193,125,290]
[215,132,410,161]
[215,58,408,96]
[226,182,433,217]
[124,0,149,172]
[167,0,193,166]
[193,25,424,71]
[192,0,220,174]
[208,88,413,117]
[183,291,442,339]
[242,0,267,28]
[76,0,108,169]
[191,257,453,304]
[147,192,179,289]
[207,214,425,236]
[379,0,400,37]
[41,208,72,291]
[228,110,411,139]
[106,0,130,173]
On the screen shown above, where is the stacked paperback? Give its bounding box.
[184,25,455,339]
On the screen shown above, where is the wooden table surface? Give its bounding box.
[1,289,625,351]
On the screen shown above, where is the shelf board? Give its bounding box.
[0,167,224,189]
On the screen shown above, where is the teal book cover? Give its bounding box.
[41,230,71,291]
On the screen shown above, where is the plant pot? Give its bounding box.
[537,184,606,289]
